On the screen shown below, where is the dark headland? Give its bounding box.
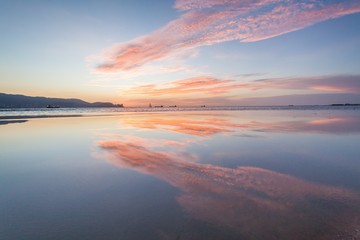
[0,93,123,108]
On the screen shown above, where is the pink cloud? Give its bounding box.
[124,76,239,96]
[248,75,360,93]
[97,0,360,72]
[124,75,360,99]
[174,0,280,11]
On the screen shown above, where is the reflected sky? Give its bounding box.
[118,111,360,135]
[1,110,360,239]
[98,136,360,239]
[96,110,360,239]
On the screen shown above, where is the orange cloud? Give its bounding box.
[248,75,360,93]
[124,76,242,97]
[98,138,360,239]
[96,0,360,72]
[123,75,360,100]
[311,85,355,92]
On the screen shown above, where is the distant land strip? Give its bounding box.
[0,93,123,108]
[0,120,28,125]
[0,115,83,120]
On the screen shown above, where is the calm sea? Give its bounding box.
[1,105,360,117]
[1,107,360,239]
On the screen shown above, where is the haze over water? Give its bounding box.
[1,108,360,239]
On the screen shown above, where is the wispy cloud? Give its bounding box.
[124,76,239,96]
[96,0,360,72]
[124,75,360,99]
[245,75,360,93]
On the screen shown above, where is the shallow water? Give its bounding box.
[1,110,360,239]
[1,105,359,117]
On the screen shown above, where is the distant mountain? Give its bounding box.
[0,93,123,108]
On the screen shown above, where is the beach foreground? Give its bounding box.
[1,109,360,239]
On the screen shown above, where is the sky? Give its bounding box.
[1,0,360,106]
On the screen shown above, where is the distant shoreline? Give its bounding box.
[1,105,360,121]
[0,120,28,125]
[0,114,84,120]
[1,104,359,110]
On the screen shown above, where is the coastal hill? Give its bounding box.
[0,93,122,108]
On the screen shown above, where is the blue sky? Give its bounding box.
[1,0,360,105]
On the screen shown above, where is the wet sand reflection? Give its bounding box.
[98,139,360,239]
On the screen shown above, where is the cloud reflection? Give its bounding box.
[120,116,238,136]
[251,117,360,134]
[98,138,360,239]
[120,114,360,136]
